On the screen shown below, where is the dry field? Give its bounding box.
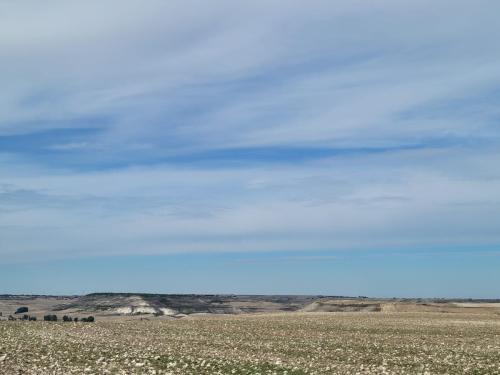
[1,312,500,375]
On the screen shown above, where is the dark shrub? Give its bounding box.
[44,314,58,322]
[29,316,37,321]
[62,315,72,322]
[73,317,78,322]
[15,307,29,314]
[22,314,29,321]
[81,316,95,322]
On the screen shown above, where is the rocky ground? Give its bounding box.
[1,311,500,374]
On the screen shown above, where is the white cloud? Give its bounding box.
[1,1,500,262]
[2,147,500,262]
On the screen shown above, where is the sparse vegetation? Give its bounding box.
[1,311,500,374]
[14,307,28,314]
[43,314,58,322]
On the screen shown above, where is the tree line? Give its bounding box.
[2,306,95,322]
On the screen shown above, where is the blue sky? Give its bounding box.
[1,1,500,297]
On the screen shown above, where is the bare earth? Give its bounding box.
[1,295,500,374]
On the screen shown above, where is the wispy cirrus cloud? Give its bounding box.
[1,0,500,263]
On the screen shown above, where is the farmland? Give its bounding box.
[1,311,500,374]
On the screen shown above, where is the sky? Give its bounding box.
[1,0,500,297]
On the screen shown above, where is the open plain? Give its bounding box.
[1,296,500,375]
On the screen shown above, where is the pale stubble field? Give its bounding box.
[1,312,500,374]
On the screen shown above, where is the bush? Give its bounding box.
[43,314,58,322]
[62,315,72,322]
[15,307,29,314]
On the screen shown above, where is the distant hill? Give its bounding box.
[1,294,500,319]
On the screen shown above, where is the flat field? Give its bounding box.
[1,312,500,374]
